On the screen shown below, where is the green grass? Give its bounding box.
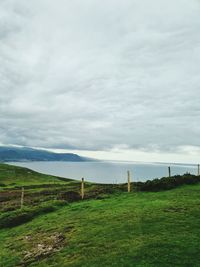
[0,163,122,215]
[1,163,200,266]
[0,163,72,186]
[1,184,200,266]
[0,163,82,214]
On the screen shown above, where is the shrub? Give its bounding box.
[137,173,199,192]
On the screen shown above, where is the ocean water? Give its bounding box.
[8,161,198,184]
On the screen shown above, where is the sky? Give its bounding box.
[0,0,200,163]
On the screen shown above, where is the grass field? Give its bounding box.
[0,163,122,214]
[0,163,72,186]
[1,163,200,266]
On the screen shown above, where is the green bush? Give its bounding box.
[136,173,199,192]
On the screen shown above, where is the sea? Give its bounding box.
[8,161,198,184]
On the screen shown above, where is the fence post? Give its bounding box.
[198,164,200,176]
[21,187,24,209]
[81,178,84,199]
[127,171,131,193]
[168,166,171,178]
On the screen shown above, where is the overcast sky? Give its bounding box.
[1,0,200,162]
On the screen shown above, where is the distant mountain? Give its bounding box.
[0,146,93,162]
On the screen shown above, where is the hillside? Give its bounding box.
[0,146,92,162]
[0,163,67,186]
[1,184,200,266]
[1,164,200,266]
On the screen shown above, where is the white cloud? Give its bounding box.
[1,0,200,161]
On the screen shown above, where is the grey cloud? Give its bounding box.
[1,0,200,153]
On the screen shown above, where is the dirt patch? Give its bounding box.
[20,232,65,266]
[0,190,21,202]
[58,191,81,201]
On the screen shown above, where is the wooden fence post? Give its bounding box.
[168,166,171,178]
[21,187,24,209]
[127,171,131,193]
[81,178,84,199]
[198,164,200,176]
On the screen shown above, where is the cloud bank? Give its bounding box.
[1,0,200,159]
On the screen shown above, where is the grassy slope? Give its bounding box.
[0,163,93,214]
[0,163,72,186]
[1,184,200,267]
[0,163,118,214]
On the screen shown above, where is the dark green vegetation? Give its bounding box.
[0,146,92,162]
[1,163,200,266]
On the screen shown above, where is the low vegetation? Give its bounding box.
[0,163,200,266]
[136,173,199,191]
